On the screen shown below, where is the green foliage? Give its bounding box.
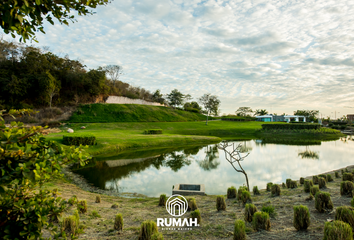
[335,171,340,178]
[340,181,354,197]
[114,213,123,231]
[221,116,257,121]
[95,195,101,203]
[190,209,201,224]
[198,93,221,117]
[313,175,319,184]
[304,179,313,193]
[63,134,97,146]
[293,205,310,230]
[318,177,327,189]
[233,220,246,240]
[289,180,297,189]
[293,110,319,122]
[241,190,252,204]
[68,195,78,205]
[262,123,321,130]
[151,232,164,240]
[216,195,226,211]
[238,186,247,200]
[300,177,305,184]
[343,173,354,182]
[319,174,327,181]
[252,212,271,231]
[167,89,186,108]
[335,206,354,230]
[310,186,320,196]
[323,220,353,240]
[139,220,159,240]
[315,192,334,213]
[0,115,89,239]
[188,198,198,211]
[227,186,237,199]
[266,182,273,191]
[61,210,80,236]
[327,174,334,182]
[253,186,260,195]
[235,107,253,117]
[144,129,163,134]
[261,205,277,218]
[271,184,281,196]
[77,200,87,214]
[158,194,167,206]
[244,204,258,222]
[89,210,101,219]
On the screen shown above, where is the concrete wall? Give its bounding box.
[105,96,164,106]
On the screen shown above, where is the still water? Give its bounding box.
[73,137,354,197]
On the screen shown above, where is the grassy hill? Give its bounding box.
[68,103,213,122]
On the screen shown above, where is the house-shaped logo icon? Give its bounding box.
[166,194,188,217]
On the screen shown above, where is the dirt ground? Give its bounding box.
[49,165,354,240]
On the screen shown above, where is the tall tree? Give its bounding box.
[293,110,319,122]
[198,93,221,125]
[167,89,185,108]
[235,107,253,117]
[152,89,165,104]
[104,65,122,87]
[1,0,109,42]
[45,70,60,108]
[254,109,268,116]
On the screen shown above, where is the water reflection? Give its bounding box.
[73,139,354,197]
[298,147,319,160]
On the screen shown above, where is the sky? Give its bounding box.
[3,0,354,117]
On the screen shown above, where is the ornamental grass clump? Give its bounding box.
[241,190,252,204]
[61,210,80,236]
[327,174,334,182]
[315,192,334,213]
[227,186,237,199]
[323,220,353,240]
[77,200,87,214]
[319,174,327,182]
[343,172,354,182]
[310,186,320,196]
[313,175,319,184]
[95,196,101,203]
[304,179,313,193]
[293,205,310,230]
[244,203,258,222]
[190,209,201,224]
[188,198,198,211]
[335,171,340,178]
[158,194,167,206]
[282,182,286,188]
[233,220,246,240]
[340,181,354,197]
[253,186,260,195]
[252,212,271,231]
[216,195,226,211]
[68,195,78,205]
[139,220,159,240]
[261,205,277,218]
[114,214,123,231]
[335,206,354,230]
[300,177,305,185]
[151,232,164,240]
[271,184,281,196]
[286,179,292,188]
[238,187,247,200]
[266,182,273,191]
[318,177,327,189]
[290,180,297,189]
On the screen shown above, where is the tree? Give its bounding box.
[167,89,185,108]
[0,0,109,42]
[152,89,165,104]
[198,93,221,125]
[293,110,319,122]
[184,101,201,113]
[254,109,268,116]
[104,65,123,87]
[235,107,253,117]
[45,70,60,108]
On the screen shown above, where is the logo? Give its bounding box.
[166,194,188,217]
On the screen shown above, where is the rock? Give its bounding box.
[81,126,86,129]
[67,128,74,133]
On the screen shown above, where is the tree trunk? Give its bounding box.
[206,112,209,125]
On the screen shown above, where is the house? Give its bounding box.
[256,114,306,122]
[347,114,354,122]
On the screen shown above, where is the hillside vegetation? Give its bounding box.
[68,103,213,122]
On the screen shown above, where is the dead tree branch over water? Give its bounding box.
[218,141,250,191]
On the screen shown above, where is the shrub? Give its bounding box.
[289,180,297,189]
[244,204,258,222]
[293,205,310,230]
[159,194,167,206]
[111,203,119,209]
[286,179,292,188]
[190,209,201,224]
[252,212,271,231]
[327,174,334,182]
[139,220,159,240]
[261,205,276,218]
[318,177,327,189]
[323,220,353,240]
[310,186,320,196]
[68,195,78,205]
[340,181,354,197]
[261,123,320,130]
[188,198,198,211]
[319,174,327,182]
[253,186,260,195]
[266,182,273,191]
[241,190,252,204]
[227,186,237,199]
[61,210,80,236]
[77,200,87,214]
[151,232,164,240]
[238,186,247,200]
[313,175,319,184]
[63,134,96,146]
[315,192,334,213]
[216,195,226,211]
[114,214,123,231]
[144,129,163,134]
[335,171,340,178]
[233,220,246,240]
[95,196,101,203]
[271,184,281,196]
[282,182,286,188]
[304,179,313,193]
[335,206,354,230]
[300,177,305,184]
[306,193,314,201]
[343,173,354,182]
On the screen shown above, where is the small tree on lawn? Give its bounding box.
[198,93,221,125]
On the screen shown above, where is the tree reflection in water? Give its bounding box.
[197,144,220,171]
[298,146,319,160]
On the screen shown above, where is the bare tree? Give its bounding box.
[104,65,123,87]
[218,141,250,191]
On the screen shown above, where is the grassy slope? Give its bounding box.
[68,103,213,122]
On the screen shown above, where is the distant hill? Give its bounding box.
[68,103,212,122]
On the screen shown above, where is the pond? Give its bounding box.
[73,136,354,197]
